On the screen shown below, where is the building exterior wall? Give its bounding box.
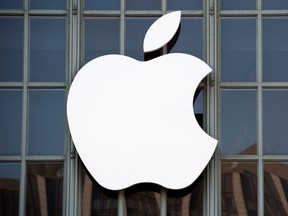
[1,0,288,215]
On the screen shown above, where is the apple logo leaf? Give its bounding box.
[143,11,181,53]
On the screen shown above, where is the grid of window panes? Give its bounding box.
[0,0,67,215]
[219,0,288,215]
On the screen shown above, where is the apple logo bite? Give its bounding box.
[67,11,217,190]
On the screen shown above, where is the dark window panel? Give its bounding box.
[263,0,288,10]
[0,90,22,156]
[0,0,22,9]
[30,18,66,82]
[263,90,288,155]
[221,18,256,82]
[125,18,157,61]
[30,0,66,9]
[84,0,119,10]
[221,90,257,155]
[263,18,288,82]
[221,162,258,215]
[84,18,120,63]
[0,17,23,82]
[167,0,202,10]
[126,0,160,10]
[28,90,65,155]
[25,162,63,216]
[221,0,256,10]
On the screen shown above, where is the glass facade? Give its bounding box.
[0,0,288,215]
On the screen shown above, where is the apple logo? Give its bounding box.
[67,11,217,190]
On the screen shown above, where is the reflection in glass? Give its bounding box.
[221,162,257,215]
[28,90,65,155]
[167,174,203,215]
[81,166,118,216]
[26,162,63,216]
[126,0,160,10]
[0,17,23,82]
[263,90,288,155]
[125,184,161,215]
[30,0,66,9]
[0,163,20,216]
[221,0,256,10]
[126,18,157,61]
[30,18,66,82]
[221,90,256,155]
[169,18,203,59]
[263,0,288,10]
[84,18,120,63]
[167,0,202,10]
[0,90,22,156]
[264,162,288,215]
[84,0,119,10]
[263,18,288,82]
[221,18,256,82]
[0,0,22,9]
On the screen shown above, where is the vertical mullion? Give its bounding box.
[19,0,29,214]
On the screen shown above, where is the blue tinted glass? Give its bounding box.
[221,18,256,82]
[84,18,119,63]
[0,90,22,156]
[221,90,257,155]
[263,18,288,82]
[167,0,202,10]
[30,18,66,82]
[30,0,66,9]
[263,0,288,10]
[221,0,256,10]
[263,90,288,155]
[0,17,23,82]
[28,90,65,155]
[126,18,157,60]
[85,0,119,10]
[126,0,160,10]
[0,0,22,9]
[169,18,203,59]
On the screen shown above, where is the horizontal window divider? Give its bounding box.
[25,155,65,161]
[261,82,288,88]
[0,10,24,15]
[0,156,22,162]
[219,10,258,17]
[0,83,24,88]
[82,10,121,17]
[124,10,164,16]
[262,155,288,161]
[28,10,68,16]
[27,82,66,88]
[220,155,259,161]
[262,10,288,16]
[219,82,258,88]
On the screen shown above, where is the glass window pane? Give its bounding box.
[264,162,288,215]
[167,174,203,215]
[26,162,63,216]
[221,90,257,155]
[84,18,120,63]
[167,0,202,10]
[221,18,256,82]
[124,184,161,215]
[0,17,23,82]
[30,18,66,82]
[126,18,157,61]
[84,0,119,10]
[263,18,288,82]
[28,90,65,155]
[126,0,160,10]
[0,163,21,216]
[263,90,288,155]
[30,0,66,9]
[0,90,22,156]
[0,0,22,9]
[81,166,118,215]
[221,0,256,10]
[221,162,258,215]
[169,18,203,59]
[263,0,288,10]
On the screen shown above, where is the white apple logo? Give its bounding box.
[67,11,217,190]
